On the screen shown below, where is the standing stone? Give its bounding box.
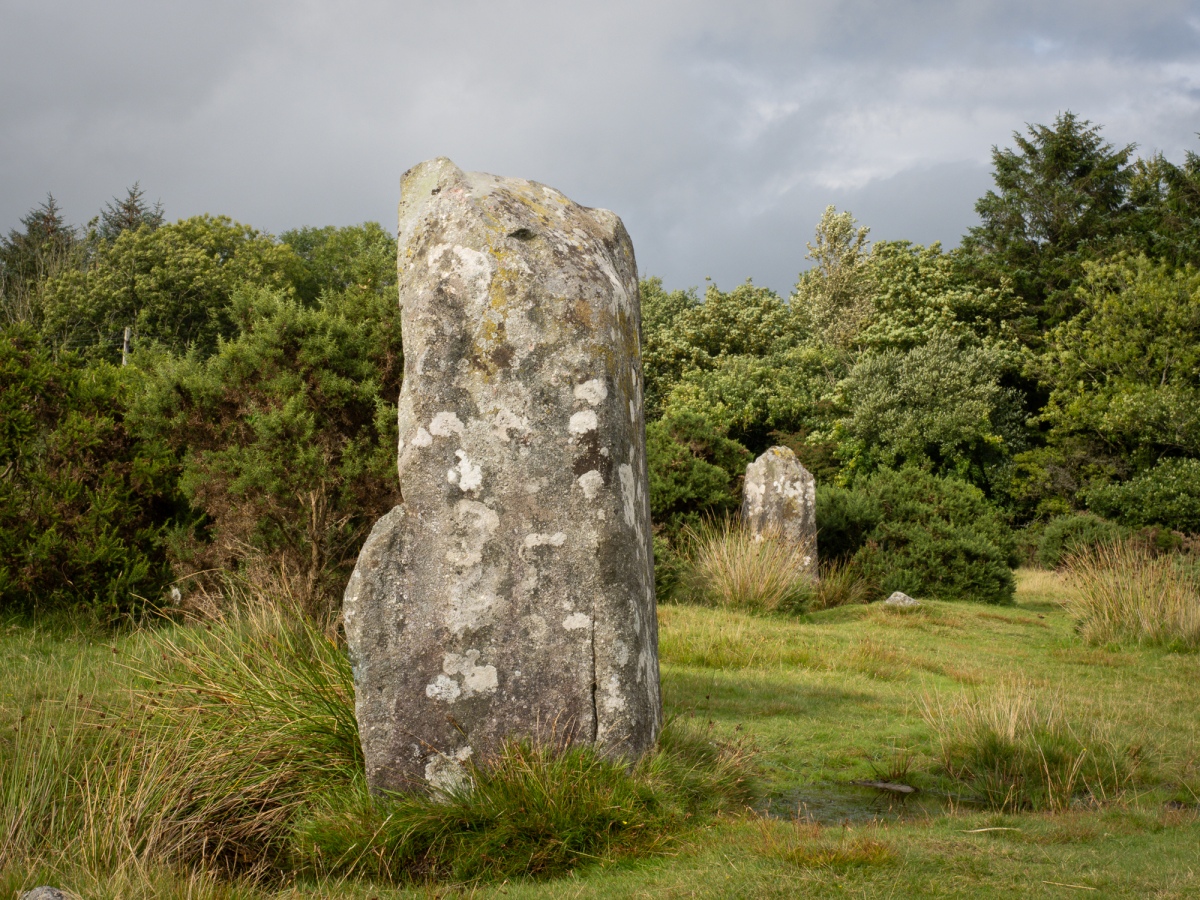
[741,446,817,575]
[344,158,661,794]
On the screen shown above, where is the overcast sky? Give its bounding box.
[3,1,1199,295]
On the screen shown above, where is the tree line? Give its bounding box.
[3,113,1199,620]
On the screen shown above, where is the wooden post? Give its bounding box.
[122,326,131,366]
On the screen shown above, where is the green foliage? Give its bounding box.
[133,284,403,611]
[1039,255,1200,465]
[42,214,304,359]
[281,222,397,305]
[836,329,1020,487]
[816,468,1016,604]
[1036,513,1127,569]
[1085,457,1200,533]
[792,205,873,349]
[97,182,164,243]
[646,409,751,535]
[0,325,178,619]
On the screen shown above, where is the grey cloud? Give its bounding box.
[2,0,1198,295]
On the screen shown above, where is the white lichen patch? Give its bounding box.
[490,406,530,442]
[523,532,567,550]
[411,426,433,448]
[443,649,499,698]
[577,469,604,500]
[619,463,636,528]
[453,450,483,492]
[424,744,474,796]
[568,410,598,434]
[427,650,498,704]
[602,674,627,713]
[425,674,461,702]
[573,378,608,406]
[562,612,591,631]
[429,411,465,437]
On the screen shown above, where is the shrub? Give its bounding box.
[646,409,751,535]
[679,517,815,613]
[1037,513,1127,568]
[920,679,1138,811]
[1086,457,1200,533]
[1064,538,1200,650]
[133,284,403,615]
[0,325,180,620]
[817,468,1017,604]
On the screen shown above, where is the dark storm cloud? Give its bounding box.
[3,0,1198,294]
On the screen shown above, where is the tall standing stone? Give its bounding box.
[741,446,817,575]
[344,158,661,794]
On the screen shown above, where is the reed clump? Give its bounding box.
[1064,538,1200,651]
[920,679,1139,812]
[680,518,816,613]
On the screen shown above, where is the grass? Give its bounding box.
[3,567,1200,897]
[1065,538,1200,650]
[680,517,816,613]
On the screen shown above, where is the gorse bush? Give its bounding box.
[0,325,179,619]
[920,680,1139,812]
[1037,513,1127,568]
[679,517,815,613]
[817,468,1017,604]
[1064,538,1200,650]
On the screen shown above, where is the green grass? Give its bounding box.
[4,568,1200,897]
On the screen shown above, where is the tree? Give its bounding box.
[97,182,164,243]
[0,195,80,327]
[281,222,397,305]
[962,112,1137,327]
[792,206,872,349]
[1037,254,1200,469]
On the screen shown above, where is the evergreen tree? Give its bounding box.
[97,182,164,242]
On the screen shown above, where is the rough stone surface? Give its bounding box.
[884,591,920,608]
[20,889,70,900]
[344,158,661,794]
[741,446,817,574]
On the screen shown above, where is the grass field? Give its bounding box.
[3,569,1199,898]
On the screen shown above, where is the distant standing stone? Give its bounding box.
[741,446,817,575]
[884,591,920,608]
[344,158,661,794]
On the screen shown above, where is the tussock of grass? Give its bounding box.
[810,558,877,611]
[680,518,815,613]
[1,587,755,891]
[920,679,1139,812]
[1064,539,1200,650]
[294,722,753,884]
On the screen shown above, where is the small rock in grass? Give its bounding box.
[883,591,920,608]
[21,889,70,900]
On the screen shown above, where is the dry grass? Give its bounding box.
[1063,539,1200,650]
[810,558,876,611]
[920,678,1138,812]
[680,517,815,613]
[757,820,896,870]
